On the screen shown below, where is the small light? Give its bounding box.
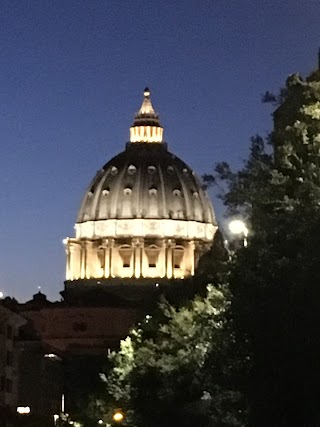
[44,353,61,361]
[228,219,248,236]
[228,219,248,247]
[113,411,124,422]
[98,420,104,425]
[0,291,4,299]
[17,406,31,414]
[155,283,159,287]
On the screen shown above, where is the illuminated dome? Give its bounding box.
[64,89,217,283]
[77,144,215,224]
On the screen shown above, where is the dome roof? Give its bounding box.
[77,142,216,224]
[65,89,217,285]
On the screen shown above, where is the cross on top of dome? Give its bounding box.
[130,88,164,143]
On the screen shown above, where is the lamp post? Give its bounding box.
[228,219,248,247]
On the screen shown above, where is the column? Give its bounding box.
[109,239,115,278]
[80,241,87,279]
[97,244,105,278]
[166,239,174,279]
[103,239,110,278]
[133,238,143,278]
[188,240,196,276]
[86,240,93,278]
[65,242,70,281]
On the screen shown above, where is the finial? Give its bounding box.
[144,87,150,98]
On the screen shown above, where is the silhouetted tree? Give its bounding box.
[208,68,320,427]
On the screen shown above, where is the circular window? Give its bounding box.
[148,165,156,174]
[167,166,174,174]
[102,188,110,196]
[149,187,157,195]
[124,187,132,195]
[110,166,118,175]
[128,165,136,175]
[173,189,181,197]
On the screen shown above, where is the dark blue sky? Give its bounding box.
[1,0,319,301]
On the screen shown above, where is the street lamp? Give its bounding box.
[112,410,124,423]
[228,219,248,247]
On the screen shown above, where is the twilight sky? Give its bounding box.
[1,0,319,301]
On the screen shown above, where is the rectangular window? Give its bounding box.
[6,379,12,393]
[6,325,13,340]
[0,376,5,391]
[119,247,132,268]
[146,246,160,268]
[173,248,184,269]
[6,351,13,367]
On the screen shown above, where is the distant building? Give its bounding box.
[0,304,26,425]
[16,323,63,421]
[0,300,63,426]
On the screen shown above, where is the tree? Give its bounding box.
[208,68,320,426]
[104,284,246,427]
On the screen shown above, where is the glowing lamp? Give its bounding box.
[228,219,248,247]
[17,407,31,415]
[228,220,247,235]
[113,411,124,422]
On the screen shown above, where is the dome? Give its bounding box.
[65,89,217,283]
[77,143,215,226]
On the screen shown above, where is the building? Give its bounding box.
[0,299,63,426]
[16,328,63,423]
[0,304,26,422]
[64,88,216,286]
[11,88,217,420]
[19,88,217,353]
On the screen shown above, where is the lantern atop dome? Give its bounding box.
[129,88,164,143]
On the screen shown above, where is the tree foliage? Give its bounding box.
[105,284,246,427]
[208,69,320,427]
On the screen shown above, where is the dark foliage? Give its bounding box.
[210,69,320,426]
